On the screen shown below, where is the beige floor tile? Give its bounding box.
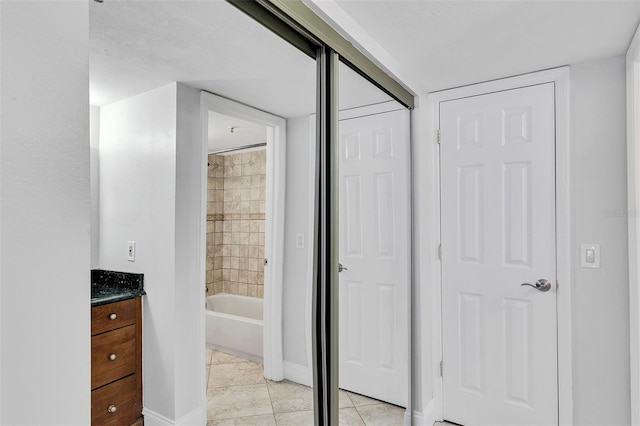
[207,383,273,420]
[210,349,248,365]
[274,410,315,426]
[356,403,405,426]
[347,392,385,408]
[207,413,276,425]
[206,348,214,366]
[267,380,313,413]
[208,361,265,388]
[339,407,365,425]
[339,389,354,408]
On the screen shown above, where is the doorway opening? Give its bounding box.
[205,136,268,362]
[201,92,287,382]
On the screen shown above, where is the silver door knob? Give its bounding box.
[107,404,117,413]
[521,279,552,292]
[338,263,348,273]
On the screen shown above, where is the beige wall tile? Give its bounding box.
[239,257,248,271]
[230,257,239,270]
[247,285,258,297]
[238,283,248,296]
[206,149,266,298]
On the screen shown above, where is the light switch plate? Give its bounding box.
[127,241,136,262]
[580,243,600,268]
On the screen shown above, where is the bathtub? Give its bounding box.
[205,293,263,362]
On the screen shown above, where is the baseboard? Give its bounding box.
[422,399,437,426]
[283,360,312,387]
[404,409,429,426]
[141,408,174,426]
[142,407,205,426]
[176,407,206,426]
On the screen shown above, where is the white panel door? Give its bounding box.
[440,84,558,425]
[338,108,410,407]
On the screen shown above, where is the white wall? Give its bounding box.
[570,55,630,425]
[100,82,178,420]
[282,115,313,370]
[175,83,206,419]
[414,55,632,424]
[100,82,205,423]
[0,1,91,424]
[91,106,100,269]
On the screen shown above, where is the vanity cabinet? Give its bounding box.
[91,297,143,426]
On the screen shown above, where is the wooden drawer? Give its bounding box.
[92,298,137,336]
[91,374,141,426]
[91,325,136,390]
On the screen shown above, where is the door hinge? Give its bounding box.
[440,360,444,377]
[438,244,442,260]
[437,128,441,144]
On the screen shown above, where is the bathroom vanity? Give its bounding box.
[91,270,145,426]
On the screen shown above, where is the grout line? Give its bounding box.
[264,375,278,424]
[353,405,367,426]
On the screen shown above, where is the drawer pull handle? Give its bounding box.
[109,313,117,320]
[108,404,117,414]
[109,353,117,361]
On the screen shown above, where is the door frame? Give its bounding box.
[199,91,286,382]
[626,22,640,426]
[421,67,572,425]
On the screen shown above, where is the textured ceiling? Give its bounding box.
[90,0,317,117]
[208,112,267,153]
[329,0,640,93]
[89,0,634,116]
[89,0,391,118]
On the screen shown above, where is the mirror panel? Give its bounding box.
[90,1,317,423]
[337,61,411,425]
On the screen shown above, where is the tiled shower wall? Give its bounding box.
[206,149,266,298]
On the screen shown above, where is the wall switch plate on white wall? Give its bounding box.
[127,241,136,262]
[580,243,600,268]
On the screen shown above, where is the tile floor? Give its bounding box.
[205,348,407,425]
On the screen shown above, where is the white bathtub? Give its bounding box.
[205,293,263,362]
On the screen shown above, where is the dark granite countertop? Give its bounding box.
[91,269,145,307]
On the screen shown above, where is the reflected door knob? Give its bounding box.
[338,263,348,273]
[521,279,552,292]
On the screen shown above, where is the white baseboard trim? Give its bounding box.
[405,409,429,426]
[283,360,312,387]
[422,400,437,426]
[142,408,175,426]
[142,407,206,426]
[176,407,206,426]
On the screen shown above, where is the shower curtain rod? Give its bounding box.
[209,142,266,155]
